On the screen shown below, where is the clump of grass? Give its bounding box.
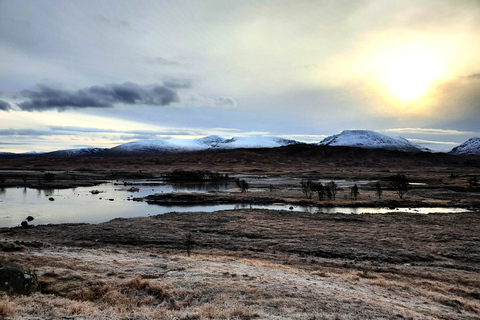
[123,276,170,301]
[68,277,175,310]
[0,297,16,317]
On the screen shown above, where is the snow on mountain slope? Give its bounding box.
[319,130,423,152]
[105,135,299,156]
[218,136,299,149]
[449,137,480,155]
[44,148,107,158]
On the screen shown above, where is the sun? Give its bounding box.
[383,53,440,101]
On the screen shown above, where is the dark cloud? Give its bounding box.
[0,99,11,111]
[17,82,180,111]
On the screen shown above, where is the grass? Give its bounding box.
[1,207,479,319]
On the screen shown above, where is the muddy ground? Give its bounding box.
[1,147,480,319]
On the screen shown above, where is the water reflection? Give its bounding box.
[0,179,473,228]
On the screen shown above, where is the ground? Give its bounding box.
[0,146,479,319]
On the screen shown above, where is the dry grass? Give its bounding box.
[1,243,479,320]
[1,204,479,319]
[0,298,16,317]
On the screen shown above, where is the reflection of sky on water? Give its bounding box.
[0,180,471,228]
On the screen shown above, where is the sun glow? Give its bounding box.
[383,53,440,101]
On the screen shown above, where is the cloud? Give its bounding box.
[465,73,480,80]
[49,126,198,137]
[97,15,131,29]
[217,96,237,107]
[17,82,180,111]
[0,128,68,136]
[145,57,185,67]
[163,79,192,89]
[382,128,476,136]
[0,99,11,111]
[406,138,459,147]
[186,94,237,108]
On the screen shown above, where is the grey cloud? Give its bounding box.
[0,142,29,145]
[119,134,158,140]
[49,126,117,133]
[0,128,68,136]
[217,96,237,107]
[97,15,131,29]
[146,57,185,67]
[18,82,180,111]
[49,126,195,136]
[0,99,11,111]
[163,79,192,89]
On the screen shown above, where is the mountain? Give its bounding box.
[319,130,424,153]
[43,147,107,158]
[216,136,299,149]
[103,135,300,156]
[449,137,480,155]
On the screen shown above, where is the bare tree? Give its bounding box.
[325,186,333,200]
[350,184,359,200]
[326,181,339,200]
[185,233,195,257]
[374,181,382,199]
[313,182,325,201]
[236,179,249,192]
[300,179,315,199]
[390,174,410,199]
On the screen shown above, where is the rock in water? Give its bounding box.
[0,261,38,294]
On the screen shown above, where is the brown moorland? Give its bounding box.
[1,145,479,319]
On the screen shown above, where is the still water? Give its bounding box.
[0,180,472,228]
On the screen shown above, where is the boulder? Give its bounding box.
[0,261,38,295]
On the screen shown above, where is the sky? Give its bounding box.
[0,0,479,153]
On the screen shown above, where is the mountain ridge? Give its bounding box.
[0,131,478,158]
[449,137,480,156]
[318,130,426,153]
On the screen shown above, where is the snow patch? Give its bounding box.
[319,130,424,152]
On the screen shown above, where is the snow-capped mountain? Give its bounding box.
[319,130,424,153]
[216,136,298,149]
[449,137,480,155]
[103,135,299,156]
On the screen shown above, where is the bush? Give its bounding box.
[165,170,229,182]
[0,260,38,295]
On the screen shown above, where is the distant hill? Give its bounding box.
[102,135,300,157]
[2,131,480,159]
[449,137,480,156]
[318,130,427,153]
[43,148,107,158]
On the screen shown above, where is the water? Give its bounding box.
[0,181,234,227]
[0,181,472,228]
